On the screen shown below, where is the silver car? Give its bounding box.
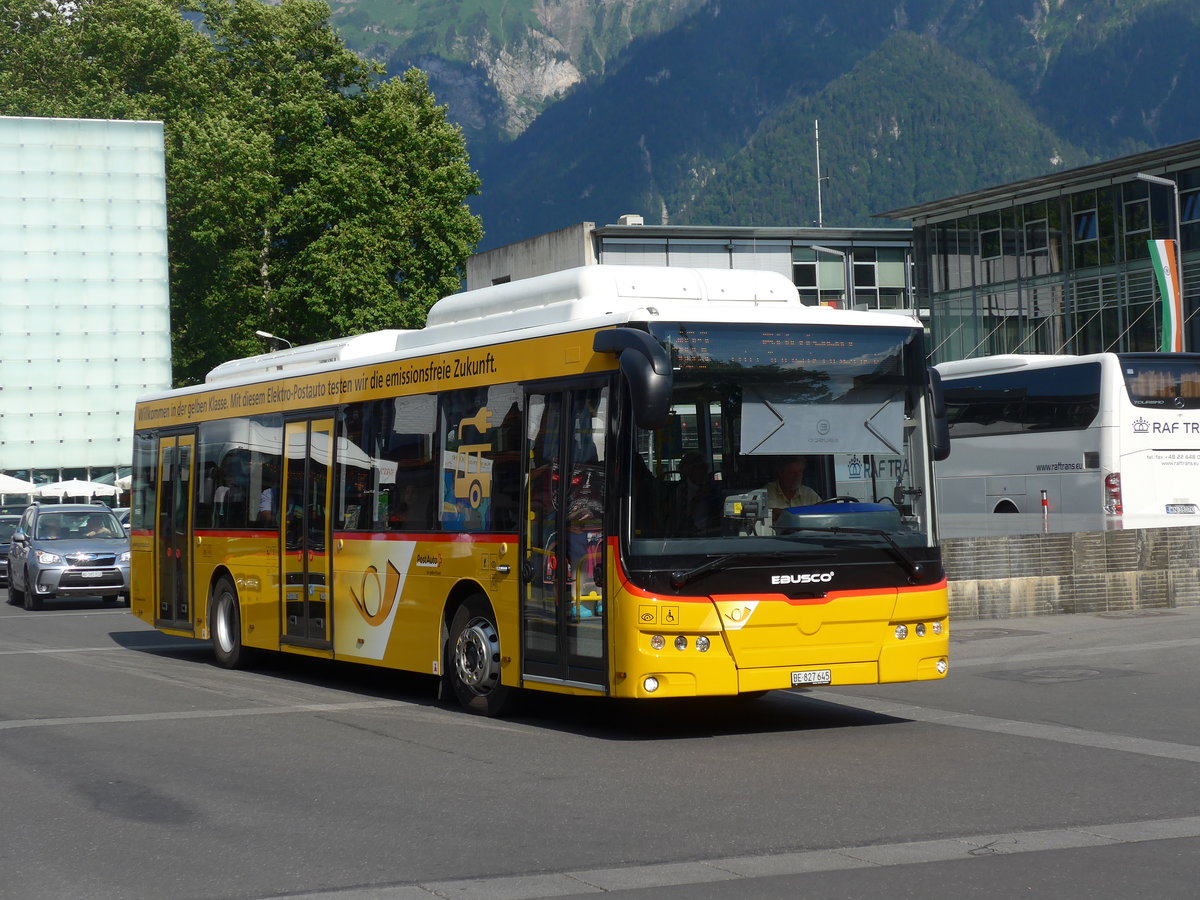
[7,504,131,611]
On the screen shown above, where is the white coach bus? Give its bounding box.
[934,352,1200,535]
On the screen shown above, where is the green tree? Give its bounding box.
[0,0,482,384]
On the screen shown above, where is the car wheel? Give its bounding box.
[6,577,20,606]
[446,595,515,717]
[23,571,42,611]
[210,576,256,669]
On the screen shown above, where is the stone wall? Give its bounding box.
[942,526,1200,619]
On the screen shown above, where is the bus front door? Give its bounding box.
[156,433,195,629]
[281,418,333,648]
[521,385,609,690]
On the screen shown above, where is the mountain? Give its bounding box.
[328,0,1200,249]
[676,32,1093,229]
[332,0,707,141]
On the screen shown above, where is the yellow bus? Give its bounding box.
[130,266,951,715]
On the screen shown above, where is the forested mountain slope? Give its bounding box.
[329,0,1200,249]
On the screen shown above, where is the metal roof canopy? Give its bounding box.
[878,137,1200,223]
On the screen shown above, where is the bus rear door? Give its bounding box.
[155,432,195,629]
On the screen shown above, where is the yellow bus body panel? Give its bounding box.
[606,551,948,699]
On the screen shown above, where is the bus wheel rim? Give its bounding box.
[455,617,498,694]
[214,594,234,653]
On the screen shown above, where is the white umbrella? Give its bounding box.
[114,474,132,491]
[0,473,36,493]
[34,478,120,499]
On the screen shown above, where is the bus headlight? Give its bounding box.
[696,636,710,652]
[650,634,665,650]
[674,635,688,651]
[644,676,660,693]
[894,624,909,640]
[932,621,944,635]
[915,623,927,637]
[936,659,948,675]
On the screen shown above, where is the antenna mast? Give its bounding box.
[815,119,827,228]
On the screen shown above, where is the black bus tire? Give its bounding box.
[210,577,256,669]
[447,595,514,717]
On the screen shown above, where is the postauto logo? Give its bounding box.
[771,571,835,585]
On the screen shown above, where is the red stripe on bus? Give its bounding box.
[331,531,516,543]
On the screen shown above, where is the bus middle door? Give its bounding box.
[281,418,333,649]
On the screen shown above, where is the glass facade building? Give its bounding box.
[0,117,172,489]
[885,139,1200,364]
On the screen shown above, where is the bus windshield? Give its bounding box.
[628,322,932,560]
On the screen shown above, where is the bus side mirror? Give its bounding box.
[593,328,673,430]
[928,368,951,461]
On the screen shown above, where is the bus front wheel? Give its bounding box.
[447,595,514,716]
[210,577,256,669]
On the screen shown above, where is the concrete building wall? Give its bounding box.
[0,116,172,480]
[466,221,597,290]
[943,526,1200,618]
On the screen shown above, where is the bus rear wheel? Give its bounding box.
[210,577,256,669]
[447,595,514,717]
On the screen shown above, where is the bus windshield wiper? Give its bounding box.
[781,526,924,582]
[670,551,800,590]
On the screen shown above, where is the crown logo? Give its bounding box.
[1132,417,1150,433]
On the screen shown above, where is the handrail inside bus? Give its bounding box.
[593,327,672,430]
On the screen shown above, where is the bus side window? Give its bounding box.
[380,394,437,531]
[438,386,522,533]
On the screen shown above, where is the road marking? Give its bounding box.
[0,609,132,617]
[0,699,522,733]
[0,642,197,656]
[269,814,1200,899]
[950,636,1200,668]
[804,690,1200,764]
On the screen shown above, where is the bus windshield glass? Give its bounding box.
[628,322,932,559]
[1119,354,1200,408]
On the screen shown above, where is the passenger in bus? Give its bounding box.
[670,452,722,535]
[764,456,821,524]
[258,460,279,524]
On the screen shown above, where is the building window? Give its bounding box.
[792,248,818,305]
[1180,176,1200,249]
[1122,181,1151,262]
[853,247,877,289]
[1072,205,1099,269]
[981,228,1002,260]
[1074,209,1098,241]
[792,246,846,307]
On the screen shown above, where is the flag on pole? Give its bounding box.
[1149,238,1183,352]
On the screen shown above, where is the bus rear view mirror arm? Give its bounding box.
[593,328,673,430]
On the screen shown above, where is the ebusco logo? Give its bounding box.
[771,571,835,585]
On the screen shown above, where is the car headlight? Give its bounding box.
[119,551,131,563]
[35,549,63,565]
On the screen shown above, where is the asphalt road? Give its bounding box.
[2,598,1199,899]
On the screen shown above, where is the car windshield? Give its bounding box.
[0,518,18,541]
[36,512,123,540]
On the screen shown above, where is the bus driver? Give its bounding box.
[764,456,820,524]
